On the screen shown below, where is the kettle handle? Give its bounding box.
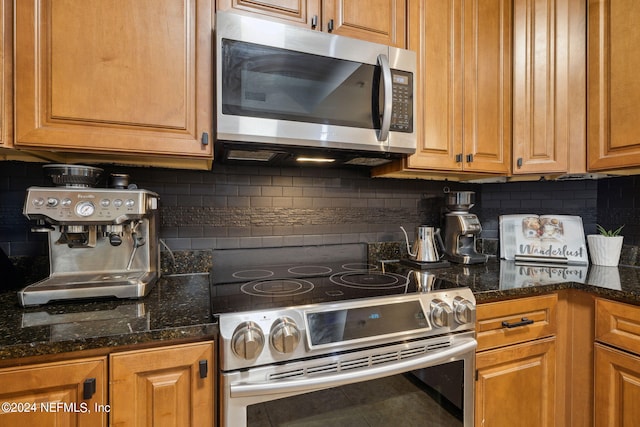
[434,228,446,260]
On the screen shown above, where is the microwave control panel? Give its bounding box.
[390,70,413,133]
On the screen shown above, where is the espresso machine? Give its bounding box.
[19,164,160,306]
[442,190,488,264]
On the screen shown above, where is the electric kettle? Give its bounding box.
[400,226,445,263]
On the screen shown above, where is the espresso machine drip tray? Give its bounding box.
[18,271,159,306]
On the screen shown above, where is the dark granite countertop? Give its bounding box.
[0,274,215,363]
[432,257,640,304]
[2,258,640,364]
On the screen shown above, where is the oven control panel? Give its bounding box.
[218,288,476,371]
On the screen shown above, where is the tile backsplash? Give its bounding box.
[2,160,639,257]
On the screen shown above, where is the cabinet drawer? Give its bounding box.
[476,294,557,351]
[595,298,640,355]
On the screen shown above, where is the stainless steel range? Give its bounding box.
[212,244,477,427]
[19,164,160,306]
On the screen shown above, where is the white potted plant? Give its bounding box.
[587,225,625,266]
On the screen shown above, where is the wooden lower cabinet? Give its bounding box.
[594,298,640,426]
[0,357,107,427]
[110,341,214,427]
[476,337,556,427]
[594,344,640,426]
[475,294,558,426]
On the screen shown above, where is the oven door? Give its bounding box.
[220,332,476,427]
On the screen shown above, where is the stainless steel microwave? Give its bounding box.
[215,11,416,167]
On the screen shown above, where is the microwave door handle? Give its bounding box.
[377,54,392,142]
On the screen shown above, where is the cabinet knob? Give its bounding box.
[201,132,209,146]
[311,15,318,29]
[327,19,334,32]
[466,154,474,163]
[517,157,523,168]
[455,153,463,163]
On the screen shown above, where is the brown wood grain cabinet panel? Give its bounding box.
[217,0,321,28]
[387,0,510,176]
[218,0,405,47]
[476,337,556,427]
[110,341,214,427]
[14,0,213,159]
[0,0,11,149]
[595,298,640,356]
[594,344,640,426]
[476,293,557,351]
[588,0,640,170]
[0,357,107,427]
[512,0,586,175]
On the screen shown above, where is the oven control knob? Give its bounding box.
[453,296,475,325]
[270,317,300,354]
[231,321,265,360]
[430,299,454,328]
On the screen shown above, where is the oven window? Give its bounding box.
[221,39,381,130]
[246,362,464,426]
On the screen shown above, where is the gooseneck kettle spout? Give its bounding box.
[400,225,445,263]
[400,226,417,258]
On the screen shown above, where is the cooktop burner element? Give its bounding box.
[330,271,408,289]
[240,278,315,297]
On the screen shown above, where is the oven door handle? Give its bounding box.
[230,337,476,398]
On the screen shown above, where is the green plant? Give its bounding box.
[596,224,625,237]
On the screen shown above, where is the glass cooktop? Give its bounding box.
[210,245,459,315]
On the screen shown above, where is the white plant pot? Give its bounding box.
[587,235,624,266]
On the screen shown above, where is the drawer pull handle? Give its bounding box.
[501,317,534,329]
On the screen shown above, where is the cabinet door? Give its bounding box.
[462,0,511,174]
[594,343,640,426]
[14,0,213,159]
[0,357,107,427]
[110,341,214,427]
[216,0,322,29]
[323,0,406,47]
[405,0,510,174]
[405,0,464,171]
[476,337,556,427]
[512,0,586,175]
[588,0,640,170]
[0,0,11,149]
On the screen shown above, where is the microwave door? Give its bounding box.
[219,39,385,149]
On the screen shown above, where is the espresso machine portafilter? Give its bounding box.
[18,164,161,306]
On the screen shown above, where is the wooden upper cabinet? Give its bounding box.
[512,0,586,175]
[217,0,322,28]
[461,0,511,174]
[404,0,511,174]
[588,0,640,170]
[217,0,406,47]
[323,0,406,47]
[0,0,11,149]
[14,0,213,159]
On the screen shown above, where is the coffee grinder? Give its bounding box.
[442,189,488,264]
